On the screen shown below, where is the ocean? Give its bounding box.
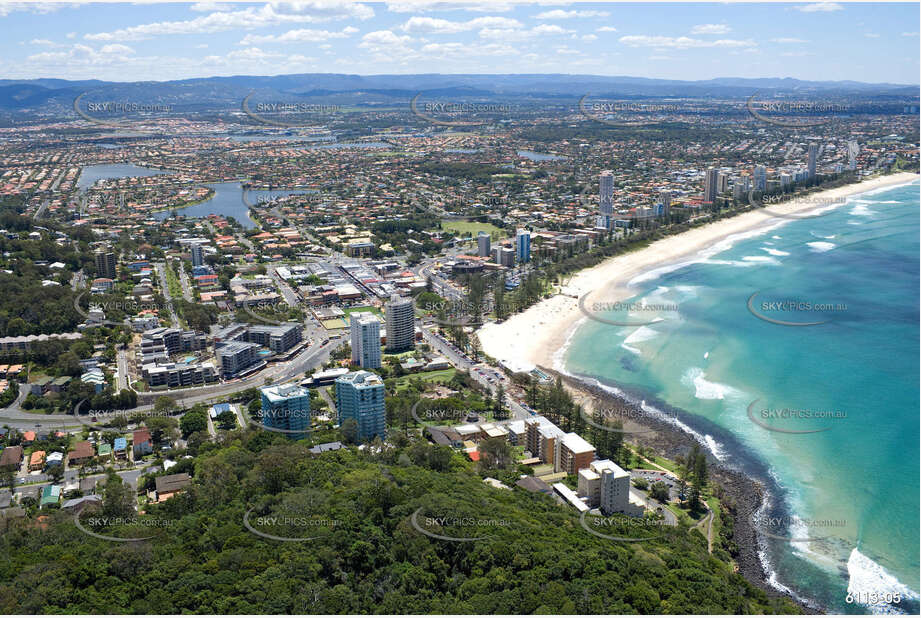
[561,181,920,614]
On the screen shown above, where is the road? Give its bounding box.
[153,262,180,327]
[115,347,130,392]
[178,266,194,301]
[420,324,530,421]
[10,464,158,498]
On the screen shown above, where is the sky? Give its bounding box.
[0,1,918,84]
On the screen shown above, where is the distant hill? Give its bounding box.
[0,73,915,112]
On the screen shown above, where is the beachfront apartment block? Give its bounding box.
[525,415,596,475]
[261,382,311,439]
[516,229,531,263]
[578,459,646,517]
[335,370,386,442]
[350,312,382,369]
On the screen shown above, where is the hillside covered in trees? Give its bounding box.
[0,429,799,614]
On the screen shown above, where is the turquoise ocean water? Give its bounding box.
[562,181,920,614]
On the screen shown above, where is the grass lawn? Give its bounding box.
[343,306,382,318]
[440,220,504,239]
[393,369,456,392]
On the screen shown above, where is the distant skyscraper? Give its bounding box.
[384,294,414,353]
[516,229,531,263]
[599,170,614,225]
[753,165,767,191]
[780,173,792,189]
[350,312,381,369]
[807,143,818,178]
[703,167,720,204]
[717,172,728,194]
[477,231,491,258]
[261,382,311,440]
[659,191,671,217]
[94,249,116,279]
[847,140,859,171]
[336,370,386,442]
[190,242,203,267]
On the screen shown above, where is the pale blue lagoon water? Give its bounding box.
[563,181,920,614]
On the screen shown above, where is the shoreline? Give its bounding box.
[478,171,918,374]
[478,171,918,612]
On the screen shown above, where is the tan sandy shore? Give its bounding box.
[478,172,919,372]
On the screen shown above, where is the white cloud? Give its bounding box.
[770,37,809,43]
[596,26,617,32]
[535,9,610,20]
[400,15,521,34]
[85,3,372,41]
[794,2,842,12]
[386,1,515,13]
[581,34,597,42]
[240,26,358,44]
[619,35,756,49]
[690,24,730,35]
[478,24,574,41]
[190,2,232,11]
[902,32,919,36]
[555,46,580,55]
[29,39,58,46]
[864,33,880,38]
[99,44,134,55]
[0,3,70,18]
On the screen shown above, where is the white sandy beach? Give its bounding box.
[478,172,919,373]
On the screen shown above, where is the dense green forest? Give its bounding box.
[0,429,798,614]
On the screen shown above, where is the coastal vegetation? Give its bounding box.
[0,426,800,614]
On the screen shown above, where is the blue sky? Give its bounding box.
[1,2,918,84]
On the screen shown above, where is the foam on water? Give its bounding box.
[742,255,782,264]
[847,548,920,614]
[807,241,836,252]
[682,366,741,401]
[850,204,876,217]
[762,247,791,256]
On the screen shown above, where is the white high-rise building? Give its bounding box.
[599,170,614,223]
[350,312,381,369]
[807,143,818,178]
[384,295,415,353]
[847,140,859,171]
[703,167,720,204]
[753,165,767,191]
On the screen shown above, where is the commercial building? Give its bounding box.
[261,382,311,439]
[477,231,491,258]
[335,370,386,442]
[350,312,381,369]
[384,295,414,353]
[516,229,531,263]
[214,340,261,379]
